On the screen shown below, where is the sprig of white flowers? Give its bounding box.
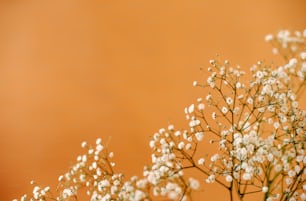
[14,29,306,201]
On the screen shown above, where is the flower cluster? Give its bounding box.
[14,29,305,201]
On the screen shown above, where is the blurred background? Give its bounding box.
[0,0,305,200]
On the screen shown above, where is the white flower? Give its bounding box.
[91,162,97,169]
[174,131,181,136]
[195,132,204,141]
[189,119,200,127]
[225,175,232,182]
[96,144,103,152]
[81,141,87,148]
[58,175,64,182]
[274,164,282,172]
[33,186,40,197]
[88,149,94,155]
[178,142,184,150]
[273,122,280,129]
[189,178,200,190]
[289,58,297,67]
[262,186,268,193]
[209,59,215,65]
[185,143,192,150]
[149,140,155,148]
[247,97,253,104]
[292,101,298,108]
[134,189,146,201]
[286,178,292,185]
[168,191,179,200]
[236,82,242,89]
[256,71,264,79]
[210,154,219,162]
[167,124,174,131]
[206,175,215,183]
[197,103,205,111]
[136,179,147,189]
[206,94,212,101]
[301,52,306,60]
[188,104,195,113]
[20,195,27,201]
[226,97,233,105]
[109,152,114,158]
[242,173,251,180]
[221,106,228,114]
[265,34,274,42]
[96,138,102,145]
[99,180,110,188]
[198,158,205,165]
[62,188,74,198]
[212,112,217,119]
[288,170,296,177]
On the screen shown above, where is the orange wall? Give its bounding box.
[0,0,305,200]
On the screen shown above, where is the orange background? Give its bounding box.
[0,0,305,200]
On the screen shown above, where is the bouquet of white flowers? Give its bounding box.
[14,30,306,201]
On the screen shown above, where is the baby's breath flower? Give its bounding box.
[265,34,274,42]
[242,173,251,180]
[195,132,204,141]
[226,97,233,105]
[198,158,205,165]
[212,112,217,119]
[96,138,102,145]
[221,106,228,114]
[81,141,87,148]
[262,186,268,193]
[188,104,195,113]
[197,103,205,111]
[236,82,242,89]
[13,29,306,201]
[205,175,215,183]
[223,175,231,183]
[189,178,200,190]
[178,141,184,150]
[58,175,64,182]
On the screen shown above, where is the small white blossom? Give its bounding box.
[242,173,251,180]
[265,34,274,42]
[206,175,215,183]
[178,142,185,150]
[188,104,195,113]
[197,103,205,110]
[226,97,233,105]
[262,186,268,193]
[301,52,306,60]
[96,138,102,145]
[212,112,217,119]
[195,132,204,141]
[81,141,87,148]
[221,106,228,114]
[189,178,200,190]
[225,175,233,182]
[198,158,205,165]
[236,82,242,89]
